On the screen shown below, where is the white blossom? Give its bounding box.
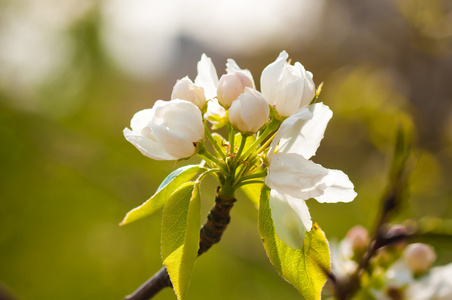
[123,99,204,160]
[406,263,452,300]
[194,54,218,101]
[228,88,269,134]
[265,103,356,248]
[261,51,315,118]
[171,76,206,109]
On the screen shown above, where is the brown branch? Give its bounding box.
[0,283,18,300]
[124,187,236,300]
[332,137,411,300]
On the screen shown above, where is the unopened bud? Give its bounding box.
[346,225,369,254]
[217,72,253,108]
[403,243,436,275]
[171,76,206,109]
[228,88,269,134]
[386,224,410,249]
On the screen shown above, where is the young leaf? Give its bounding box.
[239,183,263,207]
[259,186,330,300]
[161,182,201,300]
[120,164,201,226]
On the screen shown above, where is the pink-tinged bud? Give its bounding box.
[386,224,410,249]
[403,243,436,275]
[228,88,269,134]
[171,76,207,109]
[217,72,253,108]
[346,225,370,253]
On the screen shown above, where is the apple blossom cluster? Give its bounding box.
[329,225,452,300]
[123,51,357,248]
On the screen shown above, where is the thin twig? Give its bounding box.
[124,187,236,300]
[332,128,411,300]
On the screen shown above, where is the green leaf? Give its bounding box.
[258,186,330,300]
[120,164,201,226]
[161,182,201,300]
[239,183,263,207]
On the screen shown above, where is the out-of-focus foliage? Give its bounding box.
[1,0,451,299]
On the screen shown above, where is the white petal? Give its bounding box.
[314,169,357,203]
[261,51,288,106]
[152,126,197,158]
[268,106,313,156]
[296,62,316,109]
[385,261,414,287]
[270,103,332,160]
[151,99,204,159]
[273,66,305,117]
[269,189,313,249]
[266,153,328,200]
[204,98,227,123]
[123,128,177,160]
[226,58,255,88]
[130,108,154,134]
[408,263,452,300]
[194,54,218,100]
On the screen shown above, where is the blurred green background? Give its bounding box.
[1,0,452,299]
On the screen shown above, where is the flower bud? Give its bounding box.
[217,71,253,108]
[228,88,269,134]
[171,76,206,109]
[346,225,370,254]
[261,51,315,117]
[123,99,204,160]
[403,243,436,275]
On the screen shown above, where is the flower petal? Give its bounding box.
[314,169,357,203]
[152,127,198,158]
[266,153,328,200]
[129,108,156,139]
[261,51,288,106]
[151,100,204,159]
[269,189,313,249]
[204,98,227,124]
[123,128,178,160]
[194,54,218,100]
[226,58,255,88]
[268,106,313,156]
[270,103,332,160]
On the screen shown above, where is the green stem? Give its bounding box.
[198,147,229,174]
[241,119,280,159]
[228,125,236,155]
[196,168,221,183]
[234,179,265,190]
[256,131,277,154]
[205,125,226,159]
[237,171,267,183]
[232,134,247,168]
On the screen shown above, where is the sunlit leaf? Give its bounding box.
[239,183,263,207]
[259,186,330,300]
[161,182,201,300]
[120,164,201,225]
